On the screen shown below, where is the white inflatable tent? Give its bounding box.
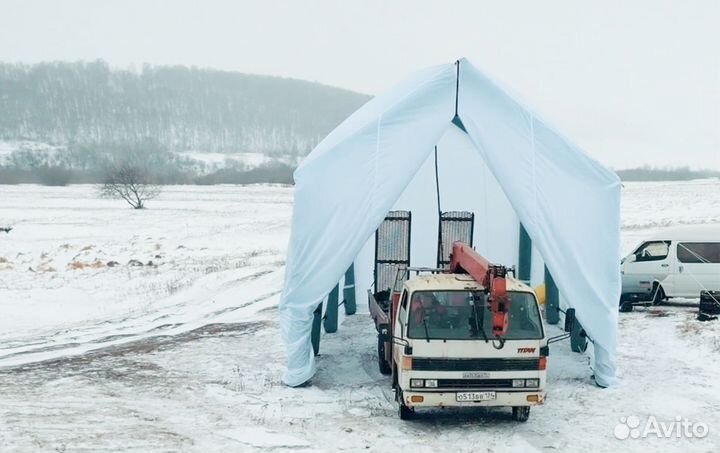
[279,58,621,388]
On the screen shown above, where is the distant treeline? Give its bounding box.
[0,162,295,186]
[0,60,369,155]
[0,140,296,185]
[616,166,720,181]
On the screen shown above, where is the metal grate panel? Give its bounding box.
[437,211,475,268]
[374,211,411,292]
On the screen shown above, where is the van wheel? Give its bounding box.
[512,406,530,422]
[619,300,634,313]
[652,284,665,305]
[377,336,391,375]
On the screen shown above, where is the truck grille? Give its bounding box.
[437,378,513,389]
[412,358,539,372]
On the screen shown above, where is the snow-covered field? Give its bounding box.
[0,181,719,452]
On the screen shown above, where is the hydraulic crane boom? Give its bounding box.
[448,241,511,337]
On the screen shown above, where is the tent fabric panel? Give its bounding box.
[279,65,457,386]
[457,60,621,386]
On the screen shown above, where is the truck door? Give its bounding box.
[675,242,720,297]
[393,290,409,364]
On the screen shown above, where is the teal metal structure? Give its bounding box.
[518,223,532,283]
[545,265,560,325]
[323,284,339,333]
[570,317,588,352]
[343,264,357,315]
[311,303,322,355]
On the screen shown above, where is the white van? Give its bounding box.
[621,225,720,307]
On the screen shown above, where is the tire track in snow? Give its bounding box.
[0,266,284,369]
[0,267,275,351]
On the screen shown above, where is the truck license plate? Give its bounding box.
[462,372,490,379]
[456,391,496,402]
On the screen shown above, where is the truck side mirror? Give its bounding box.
[626,254,637,263]
[564,308,576,333]
[404,345,413,355]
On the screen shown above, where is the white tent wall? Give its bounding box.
[396,125,520,268]
[280,59,621,388]
[458,60,621,386]
[279,64,458,387]
[351,124,519,315]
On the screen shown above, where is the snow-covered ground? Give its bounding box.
[0,181,719,452]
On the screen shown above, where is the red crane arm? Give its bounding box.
[448,241,491,281]
[448,241,510,337]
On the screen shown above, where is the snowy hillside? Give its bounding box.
[0,181,718,452]
[0,61,370,155]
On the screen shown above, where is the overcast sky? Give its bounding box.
[1,0,718,169]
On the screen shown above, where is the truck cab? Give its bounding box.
[372,271,547,421]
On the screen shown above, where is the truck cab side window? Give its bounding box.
[398,290,408,327]
[634,241,669,262]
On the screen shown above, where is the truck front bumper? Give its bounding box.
[402,390,545,408]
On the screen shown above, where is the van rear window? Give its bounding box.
[677,242,720,263]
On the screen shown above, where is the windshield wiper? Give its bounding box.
[422,318,431,342]
[472,298,489,343]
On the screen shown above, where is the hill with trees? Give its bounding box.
[0,61,369,155]
[0,61,370,184]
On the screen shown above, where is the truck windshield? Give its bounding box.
[406,290,543,340]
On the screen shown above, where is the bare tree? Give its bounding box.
[100,164,161,209]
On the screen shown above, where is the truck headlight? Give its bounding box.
[525,379,540,388]
[410,379,424,388]
[512,379,525,388]
[425,379,438,388]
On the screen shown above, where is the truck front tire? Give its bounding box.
[377,336,391,375]
[398,401,413,420]
[512,406,530,422]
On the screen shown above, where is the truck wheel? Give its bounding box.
[619,300,634,313]
[398,401,414,420]
[512,406,530,422]
[377,336,391,375]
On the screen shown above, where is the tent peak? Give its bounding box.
[452,114,467,133]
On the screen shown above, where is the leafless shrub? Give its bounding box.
[99,164,161,209]
[67,260,105,270]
